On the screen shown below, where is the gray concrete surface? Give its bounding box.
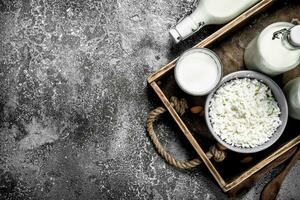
[0,0,299,199]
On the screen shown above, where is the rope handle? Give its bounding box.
[146,96,227,170]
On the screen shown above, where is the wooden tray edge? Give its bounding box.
[227,146,298,197]
[224,136,300,192]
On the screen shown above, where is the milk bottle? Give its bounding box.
[284,77,300,120]
[170,0,260,43]
[244,23,300,76]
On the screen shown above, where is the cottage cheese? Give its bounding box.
[209,78,282,148]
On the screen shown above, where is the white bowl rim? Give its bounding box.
[205,70,288,154]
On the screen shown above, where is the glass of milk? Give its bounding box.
[174,48,223,96]
[283,77,300,120]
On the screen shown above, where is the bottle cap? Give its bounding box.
[169,28,181,43]
[169,17,199,43]
[289,25,300,47]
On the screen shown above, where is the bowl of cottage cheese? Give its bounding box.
[205,70,288,153]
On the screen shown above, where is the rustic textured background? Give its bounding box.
[0,0,299,199]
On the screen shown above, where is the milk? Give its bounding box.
[175,48,222,96]
[170,0,260,43]
[284,77,300,120]
[193,0,260,24]
[244,22,300,76]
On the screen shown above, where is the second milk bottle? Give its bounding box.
[244,23,300,76]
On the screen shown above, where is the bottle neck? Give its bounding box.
[170,2,210,43]
[273,28,300,50]
[283,32,300,50]
[189,8,209,28]
[171,15,207,43]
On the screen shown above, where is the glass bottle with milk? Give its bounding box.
[244,23,300,76]
[170,0,260,43]
[283,77,300,120]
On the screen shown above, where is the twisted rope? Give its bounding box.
[146,96,226,169]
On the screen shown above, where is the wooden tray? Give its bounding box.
[147,0,300,195]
